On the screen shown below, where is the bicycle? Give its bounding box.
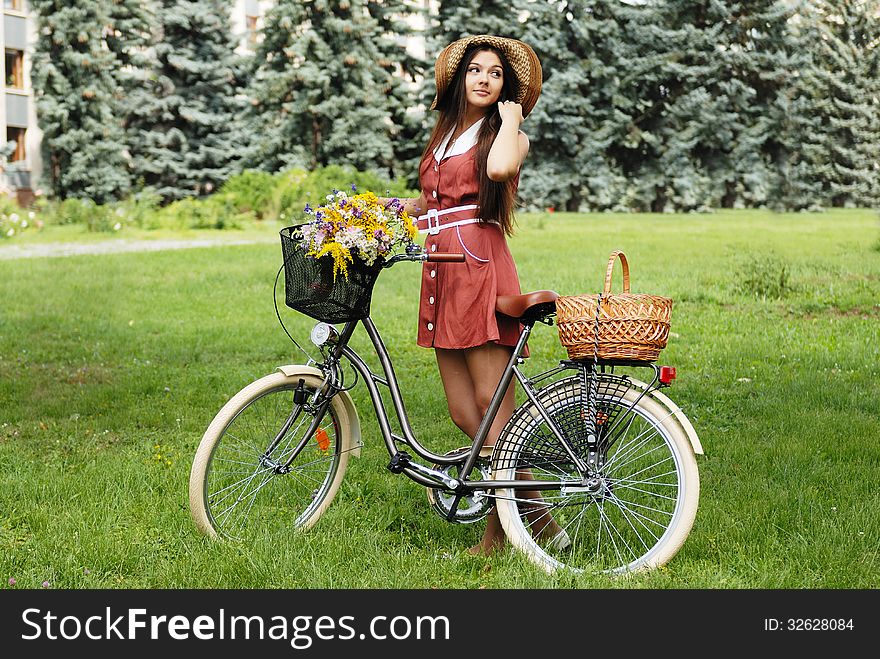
[188,232,704,575]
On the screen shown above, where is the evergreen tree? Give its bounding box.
[608,1,737,212]
[431,0,525,43]
[244,0,399,178]
[721,1,805,210]
[105,0,155,75]
[105,0,159,187]
[366,0,431,185]
[31,0,131,202]
[591,0,801,212]
[127,0,244,202]
[521,0,632,212]
[787,0,880,208]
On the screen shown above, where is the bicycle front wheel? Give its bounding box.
[494,375,699,575]
[189,371,352,540]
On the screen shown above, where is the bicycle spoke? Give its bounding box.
[494,373,697,574]
[193,378,348,540]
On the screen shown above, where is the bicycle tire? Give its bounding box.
[494,375,699,574]
[189,371,353,540]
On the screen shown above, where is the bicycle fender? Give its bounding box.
[275,364,362,458]
[627,378,704,455]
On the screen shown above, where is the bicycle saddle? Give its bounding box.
[495,290,559,322]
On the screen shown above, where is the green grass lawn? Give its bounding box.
[1,208,878,589]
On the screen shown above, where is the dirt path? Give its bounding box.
[0,237,275,260]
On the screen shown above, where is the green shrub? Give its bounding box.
[40,198,91,226]
[0,194,31,239]
[112,188,162,229]
[86,206,125,233]
[152,196,247,231]
[273,165,418,225]
[38,198,121,233]
[735,253,794,299]
[12,166,420,234]
[217,170,277,219]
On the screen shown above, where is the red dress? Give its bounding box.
[415,120,525,350]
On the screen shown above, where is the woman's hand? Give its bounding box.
[497,100,524,127]
[380,194,427,217]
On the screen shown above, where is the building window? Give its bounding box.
[5,49,23,88]
[4,0,23,11]
[7,126,25,162]
[246,15,259,49]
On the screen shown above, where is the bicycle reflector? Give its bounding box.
[314,428,330,452]
[659,366,677,385]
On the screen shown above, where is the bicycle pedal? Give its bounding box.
[387,451,411,474]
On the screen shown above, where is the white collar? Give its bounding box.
[433,117,484,162]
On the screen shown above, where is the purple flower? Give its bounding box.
[8,577,15,586]
[42,581,50,589]
[303,203,313,214]
[350,183,357,192]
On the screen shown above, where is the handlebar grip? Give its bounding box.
[427,253,466,263]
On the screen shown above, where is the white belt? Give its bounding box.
[416,204,497,235]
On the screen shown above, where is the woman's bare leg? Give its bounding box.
[436,344,514,555]
[436,343,565,554]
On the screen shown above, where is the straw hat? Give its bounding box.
[430,35,543,117]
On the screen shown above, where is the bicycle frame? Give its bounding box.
[297,312,662,499]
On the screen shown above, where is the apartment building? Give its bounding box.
[1,0,38,205]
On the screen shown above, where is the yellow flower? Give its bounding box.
[298,188,418,279]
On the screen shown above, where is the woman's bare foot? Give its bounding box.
[467,537,505,556]
[467,508,506,555]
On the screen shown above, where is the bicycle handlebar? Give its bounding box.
[383,250,465,267]
[427,252,465,263]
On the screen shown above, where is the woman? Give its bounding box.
[383,35,563,555]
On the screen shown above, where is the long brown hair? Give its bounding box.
[422,45,521,236]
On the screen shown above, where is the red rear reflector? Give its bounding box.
[314,428,330,451]
[659,366,677,384]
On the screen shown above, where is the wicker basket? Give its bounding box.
[556,250,672,362]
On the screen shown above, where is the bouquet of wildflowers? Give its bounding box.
[297,186,417,279]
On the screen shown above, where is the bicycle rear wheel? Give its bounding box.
[189,371,352,540]
[494,375,699,574]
